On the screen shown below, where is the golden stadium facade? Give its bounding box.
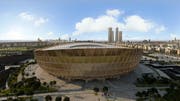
[35,42,142,80]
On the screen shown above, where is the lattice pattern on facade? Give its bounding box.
[35,43,142,80]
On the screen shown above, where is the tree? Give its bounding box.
[93,87,99,95]
[32,72,35,75]
[150,88,158,94]
[30,99,38,101]
[53,80,57,85]
[55,96,62,101]
[43,82,47,86]
[7,97,13,101]
[136,88,162,101]
[63,96,70,101]
[22,72,25,76]
[31,81,41,89]
[16,89,24,96]
[93,87,99,93]
[24,88,34,95]
[136,91,143,97]
[103,86,108,92]
[102,86,108,95]
[50,80,57,86]
[25,73,29,77]
[45,95,52,101]
[136,98,145,101]
[50,81,54,86]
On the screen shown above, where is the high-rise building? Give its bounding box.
[108,27,111,42]
[108,27,122,43]
[111,30,114,42]
[108,27,114,43]
[118,31,122,42]
[115,27,119,42]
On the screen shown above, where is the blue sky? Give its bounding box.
[0,0,179,41]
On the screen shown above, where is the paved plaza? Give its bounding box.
[33,64,156,101]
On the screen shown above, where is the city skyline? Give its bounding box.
[0,0,180,41]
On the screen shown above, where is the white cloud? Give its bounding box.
[123,34,149,41]
[170,33,180,39]
[72,9,163,36]
[60,34,69,39]
[0,25,55,40]
[0,26,27,40]
[19,12,48,27]
[72,10,124,36]
[124,15,154,32]
[106,9,123,17]
[155,25,166,33]
[19,12,34,21]
[47,32,53,35]
[34,17,48,27]
[126,36,147,41]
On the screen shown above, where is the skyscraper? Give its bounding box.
[115,27,119,42]
[108,27,114,43]
[118,31,122,42]
[108,27,122,43]
[111,30,114,42]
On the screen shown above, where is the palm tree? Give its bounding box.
[93,87,99,92]
[43,82,47,86]
[45,95,52,101]
[103,86,108,95]
[49,80,56,87]
[63,96,70,101]
[136,91,143,98]
[55,96,62,101]
[32,72,35,75]
[30,98,38,101]
[93,87,99,95]
[7,97,13,101]
[53,80,57,85]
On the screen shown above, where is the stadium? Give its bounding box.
[35,42,142,80]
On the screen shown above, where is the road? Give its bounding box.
[0,90,94,100]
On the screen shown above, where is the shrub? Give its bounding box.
[55,96,62,101]
[103,86,108,93]
[93,87,99,93]
[45,95,52,101]
[63,96,70,101]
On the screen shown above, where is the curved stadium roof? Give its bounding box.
[43,42,121,50]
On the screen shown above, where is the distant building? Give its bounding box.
[69,37,71,42]
[108,27,114,43]
[109,27,122,43]
[0,41,54,48]
[177,49,180,56]
[37,38,42,42]
[115,27,119,42]
[118,31,122,42]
